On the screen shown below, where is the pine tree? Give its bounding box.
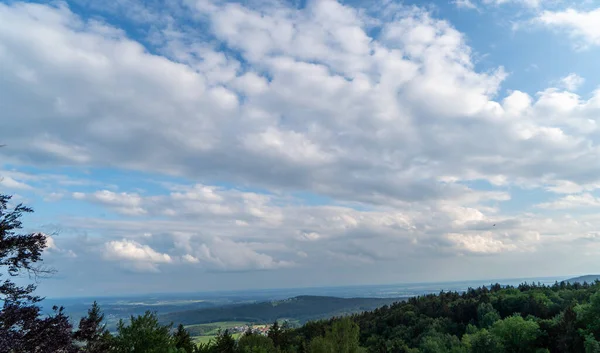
[268,321,282,348]
[213,329,236,353]
[173,323,195,353]
[73,301,113,352]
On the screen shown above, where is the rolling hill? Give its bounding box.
[159,295,404,326]
[566,274,600,283]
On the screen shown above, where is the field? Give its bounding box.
[185,321,250,344]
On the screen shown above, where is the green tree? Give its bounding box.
[477,303,500,329]
[308,336,333,353]
[173,324,195,353]
[420,332,466,353]
[306,318,363,353]
[238,333,276,353]
[213,329,237,353]
[491,315,541,353]
[462,328,503,353]
[113,311,177,353]
[327,318,362,353]
[73,301,113,352]
[268,321,282,348]
[584,334,600,353]
[556,305,583,352]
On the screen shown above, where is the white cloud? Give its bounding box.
[180,237,294,271]
[447,232,516,254]
[0,176,32,190]
[453,0,478,10]
[46,235,57,250]
[182,254,200,263]
[73,190,147,215]
[4,0,595,209]
[559,73,585,91]
[104,239,172,272]
[537,193,600,209]
[536,8,600,48]
[483,0,543,8]
[44,234,79,258]
[4,0,600,288]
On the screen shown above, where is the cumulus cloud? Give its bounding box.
[453,0,478,10]
[3,0,600,290]
[66,181,541,271]
[43,234,78,258]
[0,176,33,190]
[446,233,516,254]
[559,73,585,91]
[537,193,600,209]
[73,190,147,215]
[536,8,600,48]
[104,239,172,272]
[46,235,57,250]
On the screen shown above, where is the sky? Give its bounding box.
[1,0,600,298]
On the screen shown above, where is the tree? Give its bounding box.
[73,301,113,352]
[173,324,195,353]
[0,194,76,353]
[555,305,583,352]
[462,328,503,353]
[491,314,541,353]
[238,333,277,353]
[213,329,237,353]
[476,303,500,329]
[305,318,364,353]
[584,334,600,353]
[420,332,466,353]
[268,321,282,348]
[308,336,333,353]
[327,318,362,353]
[112,311,177,353]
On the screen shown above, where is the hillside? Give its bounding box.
[167,280,600,352]
[160,295,403,326]
[284,280,600,353]
[566,274,600,283]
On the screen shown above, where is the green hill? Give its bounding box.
[566,274,600,283]
[160,295,403,326]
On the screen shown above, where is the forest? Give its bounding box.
[159,295,402,326]
[3,193,600,353]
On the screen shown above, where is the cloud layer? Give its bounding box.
[2,0,600,295]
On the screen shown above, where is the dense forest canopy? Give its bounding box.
[67,279,600,353]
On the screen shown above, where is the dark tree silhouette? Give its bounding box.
[73,301,113,352]
[0,194,76,352]
[173,323,195,353]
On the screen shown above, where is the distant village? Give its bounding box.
[228,324,271,335]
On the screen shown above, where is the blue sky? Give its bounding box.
[2,0,600,297]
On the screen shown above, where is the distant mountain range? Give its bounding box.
[566,275,600,283]
[159,295,405,326]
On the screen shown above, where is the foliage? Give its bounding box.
[238,332,277,353]
[0,193,76,352]
[212,329,237,353]
[174,323,196,353]
[112,311,179,353]
[73,301,113,352]
[490,314,541,353]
